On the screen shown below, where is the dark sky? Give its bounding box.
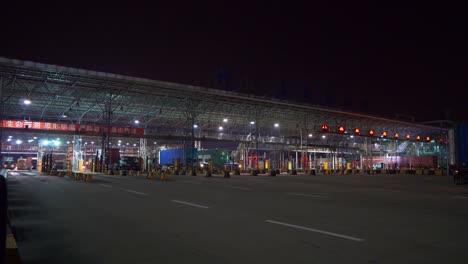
[1,2,466,122]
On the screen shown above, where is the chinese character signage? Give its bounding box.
[2,120,144,136]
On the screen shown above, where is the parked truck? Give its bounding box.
[159,148,198,168]
[454,123,468,184]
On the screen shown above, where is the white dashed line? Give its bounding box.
[265,220,365,242]
[124,189,148,196]
[224,185,251,191]
[287,193,328,199]
[179,181,202,185]
[171,200,209,209]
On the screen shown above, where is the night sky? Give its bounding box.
[1,3,466,122]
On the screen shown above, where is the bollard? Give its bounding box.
[161,171,168,181]
[85,174,94,183]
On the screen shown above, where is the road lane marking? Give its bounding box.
[124,189,148,196]
[171,200,209,209]
[179,181,202,185]
[265,220,365,242]
[100,184,112,188]
[287,193,328,199]
[453,196,468,200]
[224,185,251,191]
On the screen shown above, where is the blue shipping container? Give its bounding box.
[159,148,198,165]
[458,124,468,166]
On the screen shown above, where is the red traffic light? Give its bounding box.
[354,128,360,135]
[439,138,444,143]
[426,136,431,142]
[338,126,346,133]
[416,135,421,141]
[394,133,399,138]
[382,131,388,137]
[369,130,375,136]
[321,124,329,132]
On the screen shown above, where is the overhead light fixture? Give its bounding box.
[16,139,22,144]
[274,123,279,128]
[134,120,139,124]
[193,124,198,128]
[23,99,31,105]
[308,133,313,138]
[250,121,255,125]
[219,126,223,131]
[223,118,228,123]
[62,115,67,118]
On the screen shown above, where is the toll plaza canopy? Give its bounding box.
[0,56,448,151]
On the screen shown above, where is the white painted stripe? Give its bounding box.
[179,181,201,185]
[171,200,209,209]
[453,196,468,200]
[224,185,251,190]
[265,220,365,242]
[100,184,112,188]
[287,193,328,199]
[124,189,148,196]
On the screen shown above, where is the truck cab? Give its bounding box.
[454,163,468,185]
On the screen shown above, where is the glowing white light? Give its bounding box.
[23,99,31,105]
[322,135,326,139]
[134,120,139,124]
[193,124,198,128]
[223,118,228,123]
[250,121,255,125]
[308,134,313,138]
[16,139,22,144]
[274,123,279,127]
[219,126,223,131]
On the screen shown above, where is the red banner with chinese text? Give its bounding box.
[2,120,144,136]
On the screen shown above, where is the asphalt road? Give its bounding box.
[6,171,468,264]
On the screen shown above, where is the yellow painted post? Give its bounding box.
[86,173,94,183]
[161,170,168,181]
